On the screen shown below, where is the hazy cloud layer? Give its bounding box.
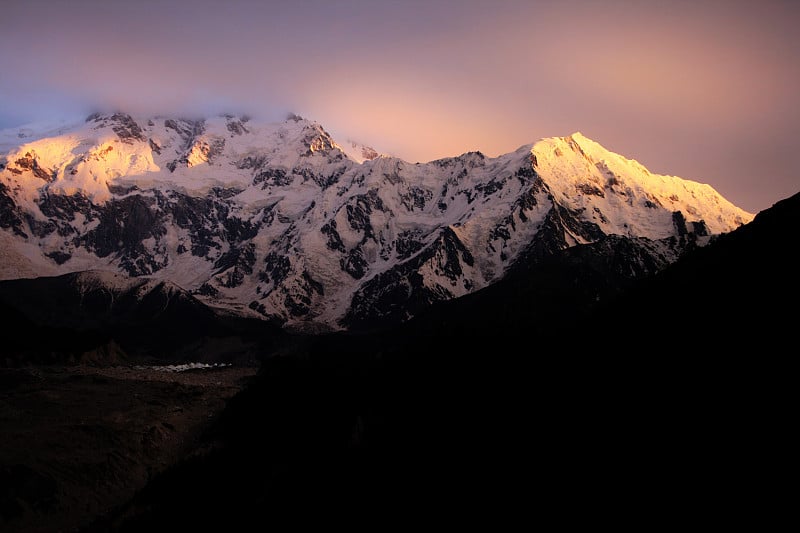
[1,0,798,212]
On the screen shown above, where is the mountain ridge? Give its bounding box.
[0,112,753,331]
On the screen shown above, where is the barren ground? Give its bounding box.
[0,364,257,533]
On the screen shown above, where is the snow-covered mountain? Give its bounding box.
[0,112,753,331]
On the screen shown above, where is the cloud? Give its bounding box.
[1,0,798,212]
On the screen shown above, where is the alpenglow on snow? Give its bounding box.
[0,113,752,331]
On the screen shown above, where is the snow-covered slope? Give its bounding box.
[531,132,746,238]
[340,139,383,164]
[0,112,753,331]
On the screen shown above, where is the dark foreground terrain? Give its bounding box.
[0,365,257,532]
[1,192,796,530]
[87,192,796,529]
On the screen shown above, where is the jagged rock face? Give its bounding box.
[0,114,753,331]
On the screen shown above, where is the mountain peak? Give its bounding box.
[0,114,754,331]
[531,132,752,237]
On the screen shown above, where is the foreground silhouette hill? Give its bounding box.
[87,192,798,529]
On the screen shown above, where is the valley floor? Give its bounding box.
[0,364,257,533]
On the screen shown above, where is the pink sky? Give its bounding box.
[1,0,798,213]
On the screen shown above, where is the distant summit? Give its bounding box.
[0,112,752,331]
